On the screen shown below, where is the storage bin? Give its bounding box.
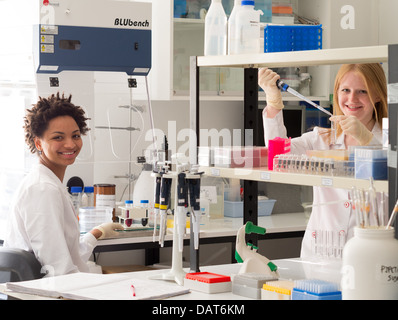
[264,25,322,53]
[224,199,276,217]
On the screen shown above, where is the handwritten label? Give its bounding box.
[377,265,398,284]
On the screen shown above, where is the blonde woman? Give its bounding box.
[259,64,387,259]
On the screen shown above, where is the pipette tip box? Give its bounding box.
[232,273,278,299]
[184,272,231,294]
[261,280,294,300]
[292,279,342,300]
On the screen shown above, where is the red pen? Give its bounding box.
[131,284,136,297]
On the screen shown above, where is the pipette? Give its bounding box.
[386,199,398,230]
[176,172,188,252]
[159,169,172,247]
[276,79,332,116]
[152,174,162,242]
[188,176,202,250]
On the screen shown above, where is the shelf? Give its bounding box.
[197,45,389,68]
[201,166,388,193]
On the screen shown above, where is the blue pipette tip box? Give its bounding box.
[292,279,342,300]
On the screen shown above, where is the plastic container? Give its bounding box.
[354,148,387,180]
[256,0,272,23]
[94,184,116,221]
[174,0,187,18]
[341,227,398,300]
[81,186,94,207]
[234,0,263,54]
[78,206,113,233]
[268,137,291,170]
[232,273,278,299]
[184,272,231,293]
[204,0,227,56]
[71,186,82,213]
[224,199,276,217]
[227,0,241,55]
[133,166,154,225]
[292,279,341,300]
[264,25,323,53]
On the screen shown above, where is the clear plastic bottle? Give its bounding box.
[235,0,263,54]
[227,0,241,55]
[70,186,82,213]
[341,227,398,300]
[204,0,227,56]
[81,186,94,207]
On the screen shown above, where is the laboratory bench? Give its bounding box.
[93,212,307,265]
[0,258,342,301]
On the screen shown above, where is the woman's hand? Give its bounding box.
[258,68,284,110]
[91,222,124,240]
[330,115,373,146]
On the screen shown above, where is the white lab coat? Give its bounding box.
[4,163,97,275]
[263,108,383,259]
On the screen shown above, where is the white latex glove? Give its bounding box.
[330,115,373,146]
[93,222,124,240]
[258,68,284,110]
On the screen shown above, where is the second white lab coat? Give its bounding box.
[263,108,383,259]
[4,163,97,275]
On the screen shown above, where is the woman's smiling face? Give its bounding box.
[34,115,82,174]
[337,70,379,128]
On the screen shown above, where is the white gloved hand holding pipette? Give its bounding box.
[258,68,284,110]
[330,115,374,146]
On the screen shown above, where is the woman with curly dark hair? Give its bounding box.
[4,93,123,276]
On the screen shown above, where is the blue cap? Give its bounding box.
[241,0,255,5]
[125,200,133,204]
[140,200,149,203]
[71,186,82,193]
[84,186,94,193]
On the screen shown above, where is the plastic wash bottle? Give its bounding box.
[235,0,263,54]
[204,0,227,56]
[341,227,398,300]
[228,0,242,55]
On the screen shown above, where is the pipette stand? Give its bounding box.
[149,214,186,286]
[149,163,190,286]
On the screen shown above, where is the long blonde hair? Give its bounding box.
[332,64,388,137]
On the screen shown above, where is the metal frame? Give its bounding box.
[388,44,398,239]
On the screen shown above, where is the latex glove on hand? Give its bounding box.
[93,222,124,240]
[330,115,373,146]
[258,68,284,110]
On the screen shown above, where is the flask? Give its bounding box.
[204,0,227,56]
[235,0,263,54]
[227,0,242,55]
[81,186,94,207]
[70,186,83,213]
[341,227,398,300]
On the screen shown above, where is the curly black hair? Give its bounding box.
[24,93,90,154]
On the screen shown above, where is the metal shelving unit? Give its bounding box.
[190,44,397,242]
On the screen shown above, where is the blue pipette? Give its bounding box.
[276,79,332,116]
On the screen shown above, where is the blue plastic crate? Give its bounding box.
[264,25,322,53]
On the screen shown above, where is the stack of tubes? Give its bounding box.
[350,178,397,230]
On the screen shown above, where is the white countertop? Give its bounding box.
[0,258,342,300]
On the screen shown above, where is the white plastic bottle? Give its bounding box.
[227,0,242,55]
[235,0,263,54]
[341,227,398,300]
[204,0,227,56]
[81,186,94,207]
